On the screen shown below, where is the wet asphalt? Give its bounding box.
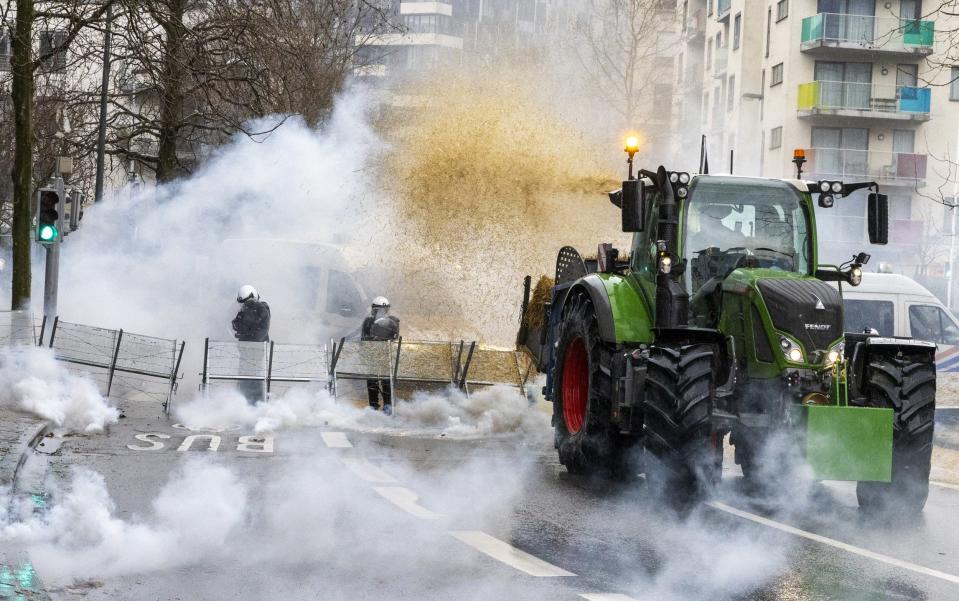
[8,399,959,601]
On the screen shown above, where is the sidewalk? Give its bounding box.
[0,408,48,489]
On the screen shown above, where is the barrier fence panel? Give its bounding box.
[200,340,330,399]
[461,347,533,399]
[394,340,456,385]
[49,319,184,413]
[0,311,43,347]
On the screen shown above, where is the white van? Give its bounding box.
[835,273,959,372]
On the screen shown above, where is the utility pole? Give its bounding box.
[94,2,113,203]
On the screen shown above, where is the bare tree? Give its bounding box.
[572,0,676,128]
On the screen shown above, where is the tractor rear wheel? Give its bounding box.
[643,343,718,499]
[552,294,624,476]
[856,349,936,512]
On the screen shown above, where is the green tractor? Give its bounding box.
[520,146,937,510]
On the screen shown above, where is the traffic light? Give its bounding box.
[35,189,62,244]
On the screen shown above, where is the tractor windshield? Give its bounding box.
[683,177,811,294]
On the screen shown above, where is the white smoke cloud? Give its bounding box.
[174,383,549,439]
[0,347,118,433]
[0,459,246,585]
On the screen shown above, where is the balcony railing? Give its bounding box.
[717,0,730,20]
[803,147,927,184]
[801,13,934,53]
[797,81,931,117]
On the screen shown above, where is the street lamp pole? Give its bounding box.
[94,2,112,203]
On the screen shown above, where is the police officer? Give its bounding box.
[361,296,399,414]
[232,285,271,403]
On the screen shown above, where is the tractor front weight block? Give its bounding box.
[804,405,893,482]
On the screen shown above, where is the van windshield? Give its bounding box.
[844,299,894,337]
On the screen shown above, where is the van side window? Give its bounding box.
[844,300,894,337]
[909,304,959,345]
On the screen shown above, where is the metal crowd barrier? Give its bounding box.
[0,310,44,347]
[199,337,534,415]
[48,317,185,414]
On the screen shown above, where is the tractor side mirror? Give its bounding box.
[621,179,645,232]
[867,192,888,245]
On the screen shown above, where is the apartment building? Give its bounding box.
[673,0,959,303]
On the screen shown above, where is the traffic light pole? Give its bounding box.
[42,176,64,324]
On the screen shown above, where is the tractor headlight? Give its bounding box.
[825,342,845,367]
[831,181,843,194]
[819,181,831,193]
[677,186,688,198]
[658,255,672,274]
[678,172,690,184]
[780,336,804,363]
[849,265,863,286]
[669,172,679,183]
[819,194,834,208]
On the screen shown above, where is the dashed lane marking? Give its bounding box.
[449,530,576,578]
[579,595,640,601]
[707,501,959,585]
[341,458,398,483]
[321,432,352,448]
[931,480,959,492]
[374,486,443,519]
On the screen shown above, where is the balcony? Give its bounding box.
[686,8,705,41]
[713,52,728,76]
[801,13,934,57]
[802,147,927,187]
[797,81,931,121]
[717,0,730,21]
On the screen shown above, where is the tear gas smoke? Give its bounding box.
[175,383,549,439]
[0,347,118,433]
[0,460,246,585]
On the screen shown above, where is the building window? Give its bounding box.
[770,126,783,149]
[776,0,788,21]
[951,67,959,100]
[771,63,784,86]
[716,30,722,49]
[39,30,67,72]
[0,27,10,72]
[728,75,736,111]
[708,0,713,16]
[734,13,742,49]
[765,8,772,57]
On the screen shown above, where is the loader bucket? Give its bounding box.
[804,405,893,482]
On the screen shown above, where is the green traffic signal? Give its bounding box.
[39,225,58,242]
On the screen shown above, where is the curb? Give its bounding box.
[0,418,50,490]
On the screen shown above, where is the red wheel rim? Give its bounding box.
[562,337,588,434]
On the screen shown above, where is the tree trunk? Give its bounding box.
[10,0,34,310]
[155,0,185,184]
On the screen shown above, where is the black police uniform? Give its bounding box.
[361,311,400,411]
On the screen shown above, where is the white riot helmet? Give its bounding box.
[371,296,390,313]
[237,284,259,303]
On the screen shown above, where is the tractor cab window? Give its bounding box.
[630,185,662,280]
[683,178,811,294]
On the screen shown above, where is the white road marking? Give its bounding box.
[707,501,959,585]
[374,486,443,519]
[449,530,576,577]
[236,435,274,453]
[341,458,398,483]
[177,434,221,452]
[931,480,959,492]
[579,595,640,601]
[128,433,171,451]
[321,432,352,448]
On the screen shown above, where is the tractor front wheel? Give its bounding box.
[552,294,624,476]
[643,342,719,500]
[856,349,936,512]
